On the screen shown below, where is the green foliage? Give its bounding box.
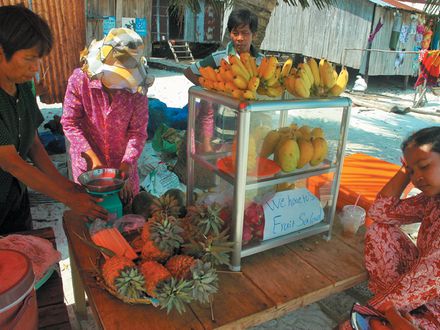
[156,278,193,314]
[190,261,219,304]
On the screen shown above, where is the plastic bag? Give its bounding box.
[113,214,146,233]
[140,162,181,197]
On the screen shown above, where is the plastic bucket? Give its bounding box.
[0,249,38,330]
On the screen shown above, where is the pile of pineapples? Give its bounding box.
[97,194,233,314]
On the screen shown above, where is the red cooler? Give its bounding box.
[0,249,38,330]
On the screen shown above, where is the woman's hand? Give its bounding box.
[119,162,133,205]
[81,150,104,170]
[65,191,108,220]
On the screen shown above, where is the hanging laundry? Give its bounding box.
[394,51,405,70]
[368,18,383,43]
[399,24,409,44]
[409,14,418,35]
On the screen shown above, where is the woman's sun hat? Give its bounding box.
[81,27,154,94]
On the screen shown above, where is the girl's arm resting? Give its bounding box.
[377,166,411,198]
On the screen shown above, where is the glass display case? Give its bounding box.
[186,86,351,271]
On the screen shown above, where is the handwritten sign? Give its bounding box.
[263,188,324,240]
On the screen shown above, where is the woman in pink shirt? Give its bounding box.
[62,28,153,205]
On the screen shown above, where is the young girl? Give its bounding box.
[364,126,440,329]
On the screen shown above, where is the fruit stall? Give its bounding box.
[186,87,351,271]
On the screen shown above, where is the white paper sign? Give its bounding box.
[263,188,324,240]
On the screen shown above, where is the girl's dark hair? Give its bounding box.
[401,126,440,153]
[0,4,53,60]
[227,9,258,33]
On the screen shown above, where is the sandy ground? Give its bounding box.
[31,68,440,329]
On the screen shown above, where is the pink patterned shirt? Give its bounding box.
[61,68,148,194]
[367,193,440,322]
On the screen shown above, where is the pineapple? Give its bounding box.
[186,203,225,236]
[101,256,146,299]
[140,260,171,297]
[140,214,184,262]
[151,193,182,218]
[165,255,197,280]
[190,260,219,304]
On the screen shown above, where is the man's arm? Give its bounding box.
[183,67,200,86]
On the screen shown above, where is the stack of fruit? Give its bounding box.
[89,193,233,314]
[198,54,348,100]
[258,123,328,172]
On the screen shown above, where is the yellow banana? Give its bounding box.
[247,76,260,92]
[229,54,251,80]
[297,68,312,90]
[231,63,250,82]
[307,58,321,88]
[243,89,256,100]
[257,57,268,78]
[231,89,244,99]
[298,62,314,86]
[204,66,218,81]
[256,86,268,96]
[320,59,336,90]
[248,56,258,77]
[266,85,284,97]
[329,67,349,96]
[265,67,281,87]
[240,52,257,77]
[281,58,293,78]
[232,75,248,90]
[262,56,278,81]
[294,76,310,98]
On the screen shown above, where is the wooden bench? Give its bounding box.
[20,227,71,329]
[63,211,367,329]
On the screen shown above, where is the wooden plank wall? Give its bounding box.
[261,0,373,69]
[86,0,153,55]
[261,0,423,76]
[359,7,421,76]
[0,0,86,104]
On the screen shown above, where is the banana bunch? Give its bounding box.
[283,58,349,98]
[256,56,285,97]
[198,53,260,100]
[258,123,328,172]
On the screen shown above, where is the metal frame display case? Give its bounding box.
[186,86,351,271]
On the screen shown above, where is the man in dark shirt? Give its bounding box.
[0,5,107,233]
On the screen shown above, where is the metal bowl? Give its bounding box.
[78,168,127,193]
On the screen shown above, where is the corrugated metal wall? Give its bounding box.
[0,0,85,104]
[261,0,424,76]
[359,7,421,76]
[261,0,374,68]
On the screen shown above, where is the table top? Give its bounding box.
[63,210,367,330]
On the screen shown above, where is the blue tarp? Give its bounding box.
[147,98,187,139]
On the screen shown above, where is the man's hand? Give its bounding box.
[65,191,108,220]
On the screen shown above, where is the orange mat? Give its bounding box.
[307,153,413,226]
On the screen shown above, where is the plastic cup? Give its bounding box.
[339,205,366,237]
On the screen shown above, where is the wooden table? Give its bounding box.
[63,211,367,329]
[20,227,71,329]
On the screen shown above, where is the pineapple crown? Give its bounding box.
[150,215,184,253]
[182,229,233,267]
[156,277,193,314]
[188,203,225,236]
[151,194,181,218]
[115,267,146,299]
[190,260,218,304]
